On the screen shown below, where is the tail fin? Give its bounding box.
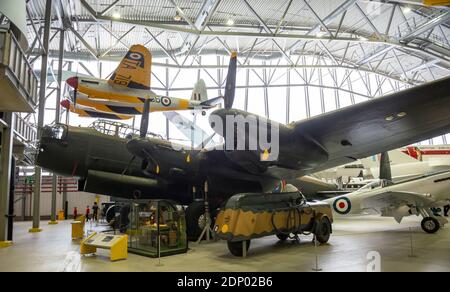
[108,45,152,90]
[379,152,392,182]
[191,79,208,102]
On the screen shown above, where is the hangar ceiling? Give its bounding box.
[24,0,450,85]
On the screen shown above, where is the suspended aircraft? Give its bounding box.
[64,44,222,118]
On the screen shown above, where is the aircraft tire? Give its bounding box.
[315,217,332,244]
[227,240,251,257]
[421,217,440,234]
[186,201,206,240]
[105,205,116,223]
[276,233,289,241]
[119,204,131,233]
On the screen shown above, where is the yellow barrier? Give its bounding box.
[71,215,86,240]
[58,211,65,221]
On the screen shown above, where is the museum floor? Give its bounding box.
[0,216,449,272]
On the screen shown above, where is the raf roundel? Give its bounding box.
[333,197,352,215]
[129,52,143,60]
[161,97,172,107]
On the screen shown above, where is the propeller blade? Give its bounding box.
[224,52,238,109]
[122,156,136,175]
[73,89,78,107]
[379,152,392,182]
[140,99,150,138]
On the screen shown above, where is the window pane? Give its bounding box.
[268,87,287,123]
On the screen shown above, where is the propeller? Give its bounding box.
[379,152,393,184]
[140,99,151,138]
[224,52,237,110]
[123,98,152,175]
[138,98,160,174]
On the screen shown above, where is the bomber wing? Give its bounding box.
[290,77,450,174]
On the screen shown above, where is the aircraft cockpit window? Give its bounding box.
[43,125,67,140]
[357,180,382,193]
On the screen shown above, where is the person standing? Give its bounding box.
[444,204,449,217]
[92,202,99,222]
[73,207,78,220]
[85,206,90,222]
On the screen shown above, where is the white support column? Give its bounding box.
[50,28,65,225]
[0,112,14,245]
[31,0,52,233]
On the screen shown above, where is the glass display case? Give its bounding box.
[127,200,188,258]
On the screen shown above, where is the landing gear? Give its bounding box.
[276,233,289,241]
[186,201,206,240]
[119,204,131,233]
[421,217,440,234]
[227,240,251,257]
[105,205,116,223]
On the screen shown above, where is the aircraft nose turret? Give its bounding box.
[66,77,79,89]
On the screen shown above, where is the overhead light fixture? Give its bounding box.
[227,19,235,26]
[174,11,182,21]
[403,7,412,14]
[112,12,121,19]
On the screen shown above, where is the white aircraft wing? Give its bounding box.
[361,191,435,210]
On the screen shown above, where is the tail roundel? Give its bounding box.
[108,45,152,90]
[191,79,208,102]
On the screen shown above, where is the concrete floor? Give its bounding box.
[0,216,449,272]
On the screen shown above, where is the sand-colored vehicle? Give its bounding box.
[214,192,333,257]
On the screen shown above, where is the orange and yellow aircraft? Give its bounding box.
[64,44,222,120]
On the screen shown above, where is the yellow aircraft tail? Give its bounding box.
[108,45,152,90]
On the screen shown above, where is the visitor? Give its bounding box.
[85,206,90,222]
[92,202,99,222]
[73,207,78,220]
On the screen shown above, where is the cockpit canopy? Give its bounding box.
[356,179,391,193]
[42,124,68,140]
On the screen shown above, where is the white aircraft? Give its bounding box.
[360,149,450,182]
[325,153,450,234]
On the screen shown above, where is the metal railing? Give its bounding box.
[0,29,38,108]
[13,113,37,145]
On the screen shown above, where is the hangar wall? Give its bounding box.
[14,192,110,219]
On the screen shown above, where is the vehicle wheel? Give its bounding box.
[421,217,440,234]
[186,201,207,240]
[315,217,332,244]
[227,240,251,257]
[105,205,116,223]
[119,205,131,233]
[276,233,289,241]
